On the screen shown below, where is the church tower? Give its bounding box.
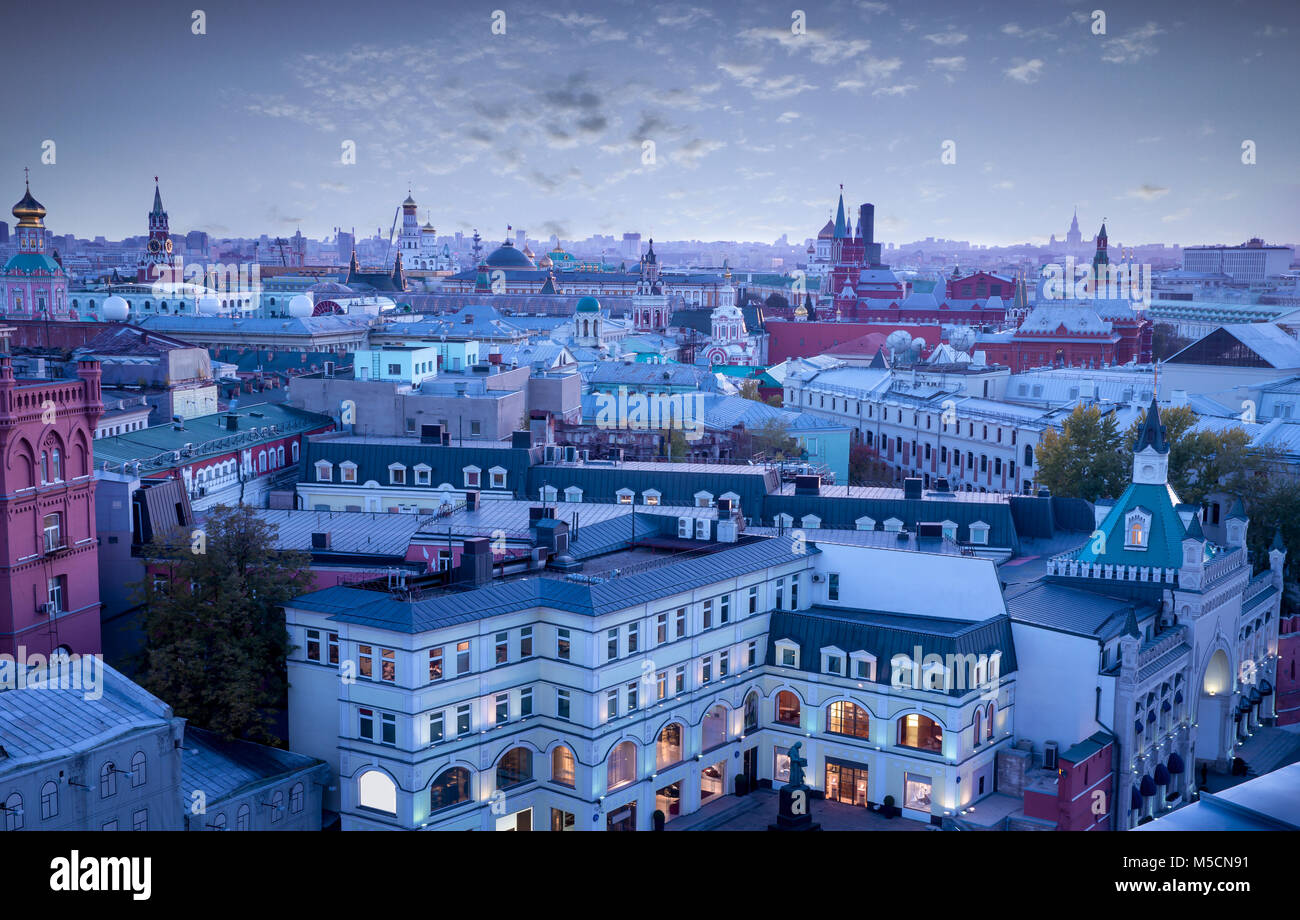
[1092,222,1110,272]
[399,191,420,262]
[137,178,175,283]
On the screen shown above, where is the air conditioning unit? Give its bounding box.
[811,574,825,583]
[1043,741,1059,771]
[38,602,55,617]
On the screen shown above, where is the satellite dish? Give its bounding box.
[886,330,912,355]
[910,337,927,353]
[289,294,314,317]
[950,326,977,353]
[102,295,129,322]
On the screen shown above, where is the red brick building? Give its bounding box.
[1023,732,1115,830]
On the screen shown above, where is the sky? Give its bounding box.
[3,0,1298,248]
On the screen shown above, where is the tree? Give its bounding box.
[1125,405,1256,507]
[750,418,799,460]
[849,444,890,486]
[1235,476,1300,594]
[737,378,762,402]
[1152,323,1192,361]
[668,428,688,460]
[1035,405,1128,501]
[764,292,789,310]
[135,504,313,744]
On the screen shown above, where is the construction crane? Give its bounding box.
[382,205,401,263]
[273,237,289,266]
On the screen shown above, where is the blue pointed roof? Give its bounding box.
[833,192,847,239]
[1272,528,1286,553]
[1072,481,1191,570]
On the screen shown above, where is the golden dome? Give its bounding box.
[12,179,46,229]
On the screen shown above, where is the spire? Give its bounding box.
[1272,528,1286,553]
[152,177,165,216]
[833,186,847,239]
[1135,396,1168,455]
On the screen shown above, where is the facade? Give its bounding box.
[284,527,1017,831]
[1183,240,1294,284]
[0,355,103,657]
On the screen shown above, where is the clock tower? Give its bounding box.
[137,177,175,283]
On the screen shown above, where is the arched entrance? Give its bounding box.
[1197,648,1232,767]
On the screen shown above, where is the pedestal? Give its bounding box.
[768,785,822,831]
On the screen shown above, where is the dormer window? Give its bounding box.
[820,646,846,676]
[884,518,904,534]
[616,488,634,505]
[414,464,432,486]
[388,463,407,485]
[856,516,876,531]
[340,462,357,483]
[775,639,800,669]
[969,521,990,545]
[850,651,877,681]
[695,490,714,508]
[1124,509,1151,550]
[489,466,507,489]
[540,485,557,502]
[801,514,822,529]
[564,486,583,503]
[315,461,333,482]
[642,489,661,506]
[463,466,481,488]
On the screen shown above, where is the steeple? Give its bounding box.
[833,186,847,240]
[152,178,165,217]
[1132,396,1170,485]
[1093,221,1109,270]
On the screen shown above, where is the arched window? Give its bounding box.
[702,704,728,750]
[4,792,23,830]
[430,767,470,812]
[551,746,575,787]
[656,723,683,768]
[743,691,759,733]
[130,751,146,787]
[270,790,284,823]
[100,762,117,798]
[496,748,532,790]
[896,714,943,753]
[41,782,58,820]
[50,448,61,481]
[775,690,801,726]
[359,769,398,814]
[236,804,250,830]
[986,703,995,740]
[211,812,227,831]
[973,708,983,747]
[290,782,304,813]
[826,700,870,739]
[607,741,637,790]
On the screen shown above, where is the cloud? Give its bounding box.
[1161,209,1191,223]
[923,31,968,46]
[319,181,350,193]
[736,25,873,66]
[1257,25,1288,37]
[1100,22,1165,64]
[777,111,800,123]
[1004,59,1044,82]
[1127,184,1170,201]
[672,138,726,168]
[927,56,966,71]
[991,180,1014,191]
[872,83,918,97]
[1000,21,1058,41]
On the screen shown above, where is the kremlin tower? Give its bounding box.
[137,178,175,283]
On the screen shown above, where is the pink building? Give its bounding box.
[0,351,103,656]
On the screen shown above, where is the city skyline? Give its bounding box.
[3,0,1297,248]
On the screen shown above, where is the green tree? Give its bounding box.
[1227,475,1300,592]
[1125,405,1258,507]
[668,428,688,460]
[849,444,890,486]
[737,378,762,402]
[764,292,789,310]
[1035,405,1128,501]
[135,504,312,744]
[750,418,799,460]
[1151,323,1192,361]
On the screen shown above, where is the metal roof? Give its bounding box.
[255,508,425,557]
[1004,580,1158,639]
[182,726,325,802]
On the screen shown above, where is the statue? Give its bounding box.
[786,741,808,789]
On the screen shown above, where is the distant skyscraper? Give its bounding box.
[1066,208,1083,247]
[0,220,8,244]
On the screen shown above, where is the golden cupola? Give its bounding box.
[12,178,46,229]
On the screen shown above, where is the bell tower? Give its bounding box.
[1132,396,1169,485]
[138,177,174,282]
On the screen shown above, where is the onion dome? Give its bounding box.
[12,179,46,228]
[817,219,835,240]
[403,190,417,208]
[575,296,600,313]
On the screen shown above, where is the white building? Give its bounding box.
[1182,240,1293,284]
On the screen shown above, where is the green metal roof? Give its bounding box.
[3,252,64,276]
[1072,481,1195,569]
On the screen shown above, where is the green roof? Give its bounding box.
[3,252,64,276]
[1073,481,1195,569]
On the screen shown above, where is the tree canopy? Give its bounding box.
[135,503,313,744]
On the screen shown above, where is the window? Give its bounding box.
[557,628,570,660]
[744,692,759,732]
[315,461,332,482]
[2,793,21,830]
[903,773,933,812]
[656,723,683,768]
[234,804,250,830]
[897,714,943,753]
[606,689,619,720]
[627,622,639,655]
[674,665,686,694]
[41,782,58,820]
[457,641,471,674]
[851,651,877,681]
[656,613,668,644]
[133,809,148,831]
[969,522,990,546]
[702,705,728,749]
[43,513,61,552]
[656,670,667,699]
[429,712,444,743]
[497,748,532,789]
[607,628,619,661]
[327,632,339,665]
[749,586,758,613]
[340,462,357,483]
[776,639,799,669]
[617,488,634,504]
[490,467,506,488]
[520,687,533,717]
[702,656,713,683]
[719,649,730,677]
[565,486,583,503]
[389,464,406,485]
[290,783,304,814]
[464,466,481,488]
[430,767,470,812]
[703,600,713,629]
[495,632,508,665]
[675,607,687,638]
[551,808,576,831]
[100,762,117,798]
[626,681,639,711]
[827,700,871,739]
[131,751,146,787]
[414,464,431,485]
[747,640,758,667]
[642,490,661,505]
[552,746,576,787]
[822,648,844,675]
[455,703,471,735]
[380,648,396,683]
[358,644,373,679]
[429,647,443,681]
[1125,510,1150,549]
[306,629,322,662]
[828,573,839,601]
[557,689,571,720]
[607,741,637,790]
[495,693,509,725]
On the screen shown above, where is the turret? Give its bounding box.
[1179,513,1206,591]
[1225,498,1248,549]
[1132,396,1169,485]
[1269,528,1287,594]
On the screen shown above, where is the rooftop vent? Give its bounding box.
[311,532,331,550]
[793,474,821,496]
[903,477,923,501]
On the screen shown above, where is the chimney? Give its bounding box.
[794,474,821,496]
[511,430,531,449]
[464,490,480,511]
[903,477,923,501]
[457,537,493,587]
[226,414,238,431]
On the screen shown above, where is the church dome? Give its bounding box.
[817,219,835,240]
[484,240,536,269]
[12,182,46,228]
[575,296,600,313]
